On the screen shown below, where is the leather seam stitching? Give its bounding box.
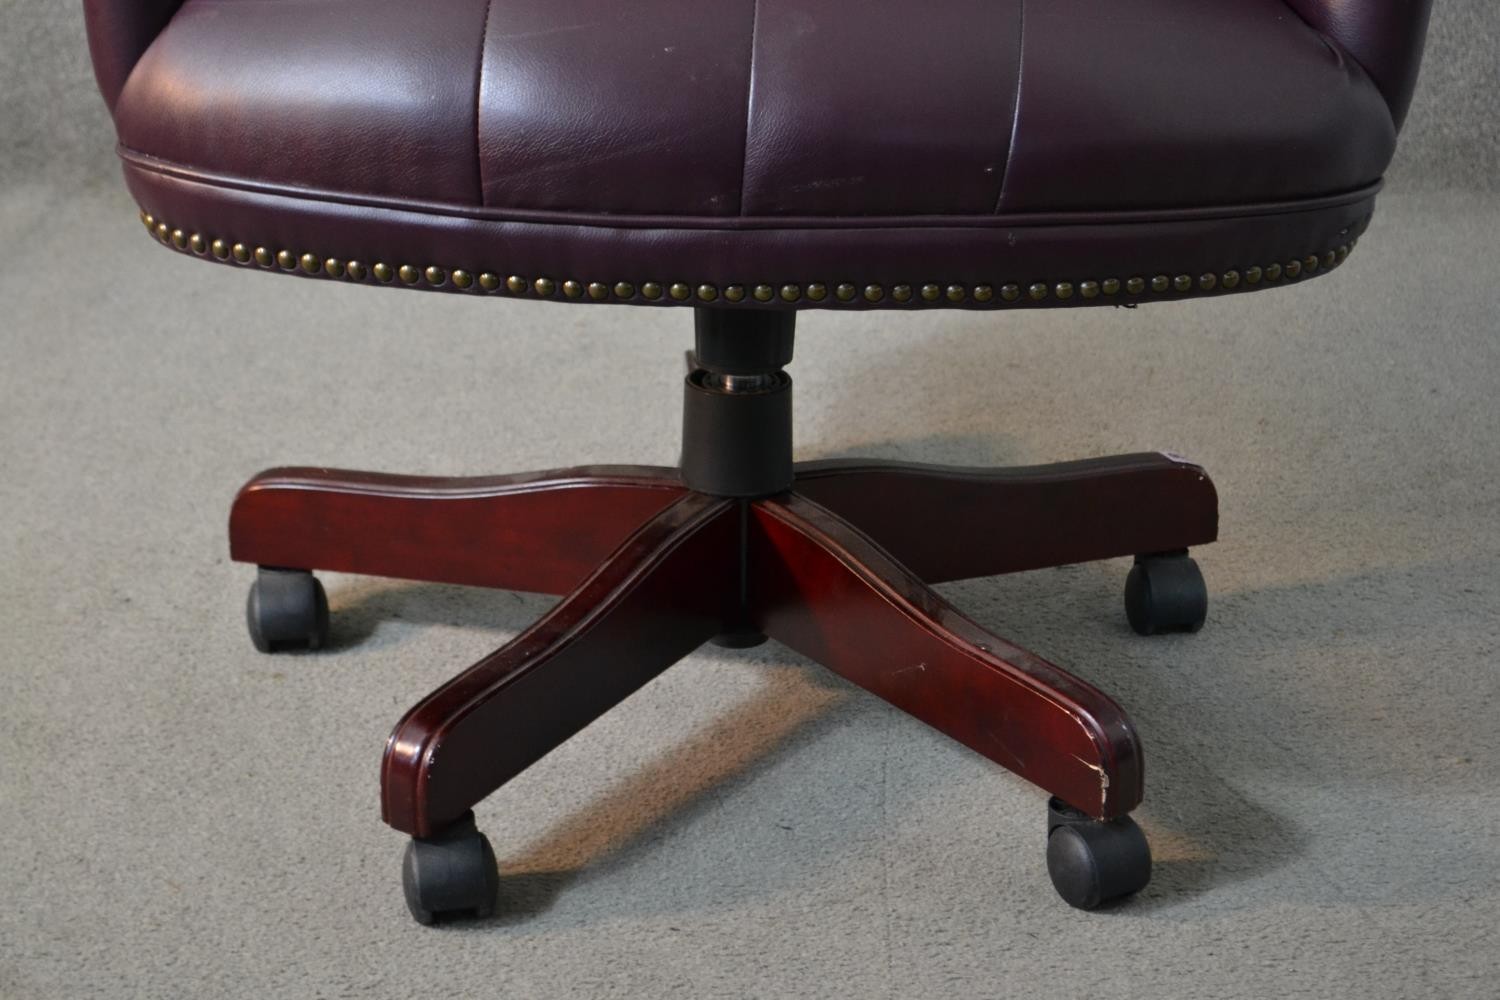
[736,0,760,217]
[473,0,497,207]
[993,0,1026,214]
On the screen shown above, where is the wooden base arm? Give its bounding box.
[229,465,685,595]
[381,493,738,837]
[793,452,1217,583]
[749,494,1144,819]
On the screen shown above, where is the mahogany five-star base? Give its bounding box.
[228,310,1217,921]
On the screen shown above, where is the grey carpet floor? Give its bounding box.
[2,183,1497,999]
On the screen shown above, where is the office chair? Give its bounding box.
[84,0,1432,922]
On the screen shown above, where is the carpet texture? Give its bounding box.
[3,4,1499,999]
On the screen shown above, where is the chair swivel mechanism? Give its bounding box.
[85,0,1432,922]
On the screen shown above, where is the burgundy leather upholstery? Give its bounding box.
[85,0,1432,310]
[82,0,182,111]
[1283,0,1434,128]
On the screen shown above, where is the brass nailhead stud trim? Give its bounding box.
[137,209,1360,311]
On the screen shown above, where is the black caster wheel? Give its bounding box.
[246,567,329,653]
[1124,550,1207,635]
[1045,797,1152,910]
[401,811,500,925]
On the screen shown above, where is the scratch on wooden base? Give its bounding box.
[1072,752,1111,812]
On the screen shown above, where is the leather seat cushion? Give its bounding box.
[114,0,1397,308]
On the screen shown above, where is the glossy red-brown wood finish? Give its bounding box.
[381,493,738,837]
[750,495,1143,819]
[232,451,1217,834]
[793,452,1217,583]
[229,465,684,595]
